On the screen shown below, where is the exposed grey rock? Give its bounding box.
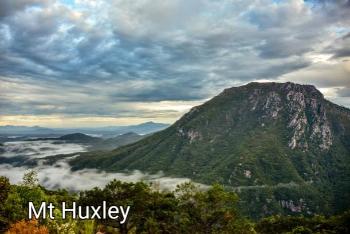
[246,82,334,151]
[285,86,332,151]
[264,91,282,119]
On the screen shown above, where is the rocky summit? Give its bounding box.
[70,82,350,218]
[238,82,333,151]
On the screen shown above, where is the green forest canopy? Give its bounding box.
[0,173,349,234]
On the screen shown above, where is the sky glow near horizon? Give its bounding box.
[0,0,349,127]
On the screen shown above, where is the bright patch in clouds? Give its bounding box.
[0,0,349,127]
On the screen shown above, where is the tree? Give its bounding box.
[0,177,10,202]
[138,191,179,233]
[5,219,48,234]
[79,180,152,234]
[22,170,39,188]
[3,173,47,224]
[175,182,253,234]
[0,176,11,230]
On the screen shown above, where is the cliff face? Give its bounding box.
[223,82,334,151]
[70,82,350,218]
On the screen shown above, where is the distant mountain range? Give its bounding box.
[68,82,350,218]
[0,121,169,138]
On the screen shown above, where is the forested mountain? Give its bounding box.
[70,82,350,218]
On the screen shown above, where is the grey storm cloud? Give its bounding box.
[0,0,350,119]
[0,0,51,18]
[328,33,350,58]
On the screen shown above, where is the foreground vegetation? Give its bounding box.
[0,173,349,234]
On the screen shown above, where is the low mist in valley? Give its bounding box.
[0,139,200,191]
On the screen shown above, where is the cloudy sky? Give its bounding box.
[0,0,349,127]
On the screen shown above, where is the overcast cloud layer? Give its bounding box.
[0,0,349,127]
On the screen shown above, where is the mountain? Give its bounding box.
[58,133,100,143]
[31,132,145,150]
[57,132,145,150]
[0,125,54,136]
[0,122,169,137]
[95,132,145,151]
[69,82,350,218]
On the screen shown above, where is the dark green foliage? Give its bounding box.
[0,176,10,203]
[79,180,153,234]
[174,183,254,234]
[1,175,350,233]
[0,176,11,232]
[255,211,350,234]
[1,176,255,234]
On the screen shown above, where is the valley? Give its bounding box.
[1,82,349,219]
[0,124,195,191]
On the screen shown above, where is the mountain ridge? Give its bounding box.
[70,82,350,218]
[0,122,169,137]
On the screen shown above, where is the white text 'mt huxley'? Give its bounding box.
[28,202,130,224]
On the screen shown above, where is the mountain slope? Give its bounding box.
[93,132,145,151]
[70,82,350,217]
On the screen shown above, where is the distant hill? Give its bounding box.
[57,132,145,151]
[69,82,350,218]
[51,132,146,151]
[58,133,100,143]
[96,132,145,151]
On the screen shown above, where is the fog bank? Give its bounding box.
[0,162,203,191]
